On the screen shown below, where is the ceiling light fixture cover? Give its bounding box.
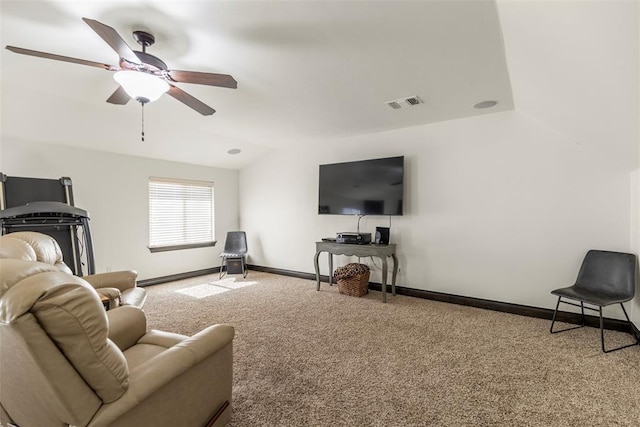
[113,70,169,103]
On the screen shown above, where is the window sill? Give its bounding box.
[148,241,217,253]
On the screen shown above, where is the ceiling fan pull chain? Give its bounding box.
[141,102,145,143]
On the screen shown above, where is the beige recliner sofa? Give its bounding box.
[0,231,146,309]
[0,243,234,426]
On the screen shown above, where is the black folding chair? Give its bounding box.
[219,231,248,279]
[550,250,639,353]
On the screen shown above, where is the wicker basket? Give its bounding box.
[334,263,370,297]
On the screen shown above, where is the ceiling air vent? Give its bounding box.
[385,95,424,109]
[405,96,423,106]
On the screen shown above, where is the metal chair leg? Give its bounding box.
[550,297,561,333]
[550,297,586,334]
[600,304,640,353]
[551,298,638,353]
[220,257,227,279]
[623,304,640,342]
[242,257,248,278]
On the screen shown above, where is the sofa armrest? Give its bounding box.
[133,324,235,378]
[95,287,122,310]
[138,329,188,348]
[106,306,147,351]
[89,324,235,427]
[120,287,147,308]
[83,270,137,292]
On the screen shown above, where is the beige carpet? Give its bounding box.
[143,272,640,426]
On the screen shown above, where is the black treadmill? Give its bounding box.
[0,174,95,275]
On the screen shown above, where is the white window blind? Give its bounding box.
[149,177,215,251]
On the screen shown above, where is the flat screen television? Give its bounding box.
[318,156,404,216]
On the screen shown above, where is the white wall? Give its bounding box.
[632,5,640,328]
[631,169,640,326]
[239,110,632,313]
[0,139,239,280]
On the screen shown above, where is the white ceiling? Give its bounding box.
[0,0,515,169]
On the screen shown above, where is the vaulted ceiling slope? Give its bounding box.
[497,0,639,171]
[0,1,637,170]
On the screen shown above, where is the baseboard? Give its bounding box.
[375,283,640,333]
[138,267,220,287]
[248,264,319,281]
[248,264,639,334]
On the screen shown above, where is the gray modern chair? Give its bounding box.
[219,231,248,279]
[550,250,640,353]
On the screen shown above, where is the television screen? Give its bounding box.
[318,156,404,216]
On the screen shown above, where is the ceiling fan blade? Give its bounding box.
[82,17,141,65]
[5,46,114,70]
[168,70,238,89]
[106,86,130,105]
[167,86,216,116]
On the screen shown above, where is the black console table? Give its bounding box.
[314,241,398,303]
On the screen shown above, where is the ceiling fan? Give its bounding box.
[5,17,237,116]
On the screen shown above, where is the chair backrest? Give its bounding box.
[0,231,73,274]
[224,231,247,255]
[575,250,638,299]
[0,257,129,426]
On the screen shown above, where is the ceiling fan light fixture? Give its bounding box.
[114,70,169,103]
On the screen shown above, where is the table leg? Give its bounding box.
[328,253,333,286]
[391,253,398,296]
[381,256,388,303]
[314,251,321,291]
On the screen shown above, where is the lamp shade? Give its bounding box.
[113,70,169,103]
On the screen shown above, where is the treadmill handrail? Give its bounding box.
[0,201,89,219]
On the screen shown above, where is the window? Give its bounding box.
[148,177,215,252]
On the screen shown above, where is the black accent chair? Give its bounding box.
[219,231,248,279]
[550,250,640,353]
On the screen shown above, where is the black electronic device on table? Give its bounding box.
[336,232,371,245]
[375,227,390,245]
